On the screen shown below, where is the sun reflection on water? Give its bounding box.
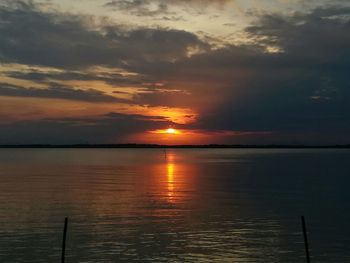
[167,163,175,201]
[166,152,175,202]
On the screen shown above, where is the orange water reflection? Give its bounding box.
[166,153,175,202]
[147,150,197,206]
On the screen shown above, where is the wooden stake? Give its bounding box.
[301,216,310,263]
[61,217,68,263]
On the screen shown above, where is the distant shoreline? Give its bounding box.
[0,144,350,149]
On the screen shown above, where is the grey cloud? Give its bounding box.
[186,6,350,141]
[0,112,171,144]
[0,83,129,103]
[117,5,350,144]
[5,70,147,86]
[104,112,167,121]
[131,88,193,107]
[0,1,208,69]
[105,0,170,16]
[104,0,231,16]
[246,6,350,62]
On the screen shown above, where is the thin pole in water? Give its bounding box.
[61,217,68,263]
[301,216,310,263]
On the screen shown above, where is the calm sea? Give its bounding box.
[0,148,349,262]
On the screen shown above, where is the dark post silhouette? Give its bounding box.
[61,217,68,263]
[301,216,310,263]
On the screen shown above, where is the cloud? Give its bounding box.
[0,1,208,69]
[4,69,146,87]
[184,6,350,142]
[104,0,170,16]
[104,0,232,16]
[130,88,193,107]
[0,112,171,144]
[0,83,129,103]
[246,6,350,58]
[114,5,350,143]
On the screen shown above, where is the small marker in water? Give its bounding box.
[301,216,311,263]
[61,217,68,263]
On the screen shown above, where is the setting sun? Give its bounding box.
[151,128,181,135]
[166,128,177,134]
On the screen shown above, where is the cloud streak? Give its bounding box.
[0,112,171,144]
[0,83,129,103]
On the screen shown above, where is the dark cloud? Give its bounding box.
[246,6,350,64]
[5,70,146,86]
[113,5,350,144]
[104,112,167,121]
[185,6,350,143]
[104,0,230,16]
[130,88,193,107]
[0,1,208,69]
[0,112,171,144]
[0,83,130,103]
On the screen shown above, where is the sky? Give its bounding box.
[0,0,350,145]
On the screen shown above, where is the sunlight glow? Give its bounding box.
[152,128,181,135]
[166,128,176,134]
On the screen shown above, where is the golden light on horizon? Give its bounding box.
[129,128,227,145]
[152,128,181,135]
[166,128,176,134]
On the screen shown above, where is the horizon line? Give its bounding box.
[1,144,350,149]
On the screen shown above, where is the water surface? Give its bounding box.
[0,148,349,262]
